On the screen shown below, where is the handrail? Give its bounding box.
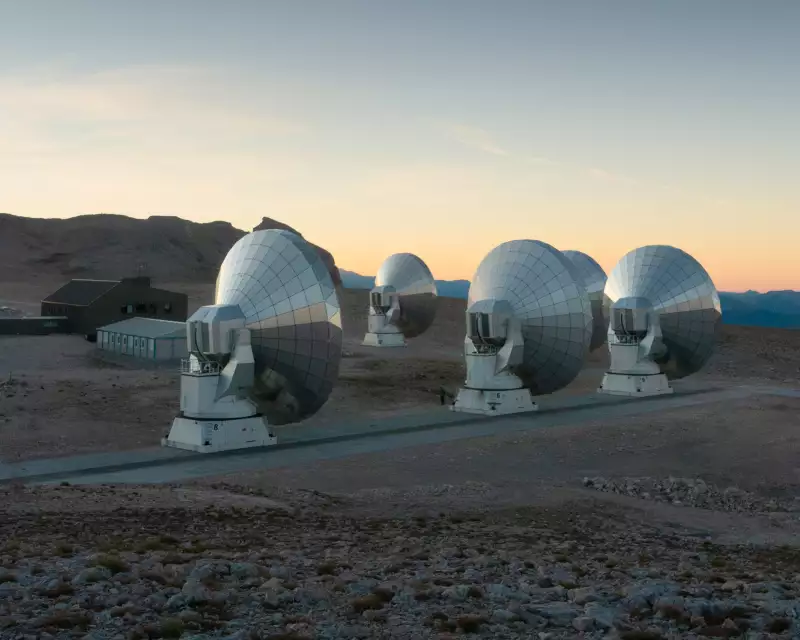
[611,333,643,345]
[179,359,221,375]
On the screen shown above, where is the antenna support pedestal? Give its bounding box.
[599,341,673,397]
[163,305,278,453]
[598,371,673,397]
[362,331,406,348]
[452,352,537,415]
[362,286,407,347]
[599,298,675,398]
[164,416,276,453]
[451,386,536,415]
[451,301,538,415]
[163,359,277,453]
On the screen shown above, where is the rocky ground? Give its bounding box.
[582,477,800,515]
[4,484,800,640]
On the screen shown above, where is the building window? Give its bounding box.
[164,302,172,314]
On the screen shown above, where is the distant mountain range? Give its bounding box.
[0,212,340,284]
[341,270,800,329]
[718,290,800,329]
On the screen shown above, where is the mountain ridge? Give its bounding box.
[0,212,340,285]
[0,213,796,328]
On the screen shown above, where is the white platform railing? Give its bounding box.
[610,333,643,345]
[179,359,221,375]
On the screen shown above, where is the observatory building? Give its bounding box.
[163,229,342,453]
[96,317,188,360]
[41,277,188,340]
[362,253,438,348]
[451,240,593,415]
[600,245,721,397]
[562,250,608,352]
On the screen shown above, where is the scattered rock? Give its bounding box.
[230,562,262,580]
[491,609,519,623]
[72,567,112,586]
[583,476,798,514]
[573,615,595,631]
[4,482,800,640]
[569,586,597,605]
[442,584,471,601]
[180,579,213,604]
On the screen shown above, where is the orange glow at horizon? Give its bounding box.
[296,218,796,294]
[336,246,794,294]
[4,202,796,294]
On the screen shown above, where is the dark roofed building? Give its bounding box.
[41,276,188,339]
[43,279,121,306]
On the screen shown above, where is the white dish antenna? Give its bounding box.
[164,229,342,452]
[362,253,438,348]
[452,240,593,415]
[599,245,721,396]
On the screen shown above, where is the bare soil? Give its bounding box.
[196,395,800,513]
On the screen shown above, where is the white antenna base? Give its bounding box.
[163,416,276,453]
[362,331,407,347]
[598,340,674,397]
[451,337,536,416]
[163,357,277,453]
[451,387,537,415]
[598,372,673,397]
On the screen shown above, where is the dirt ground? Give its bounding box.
[195,394,800,508]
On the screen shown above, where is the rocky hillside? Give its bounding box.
[0,213,340,284]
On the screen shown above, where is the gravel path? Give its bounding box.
[190,395,800,506]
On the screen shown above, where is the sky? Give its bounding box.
[0,0,798,292]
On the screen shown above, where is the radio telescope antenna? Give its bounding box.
[163,229,342,452]
[362,253,438,348]
[451,240,593,415]
[599,245,721,397]
[561,250,608,352]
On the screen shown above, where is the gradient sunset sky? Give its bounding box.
[1,0,797,292]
